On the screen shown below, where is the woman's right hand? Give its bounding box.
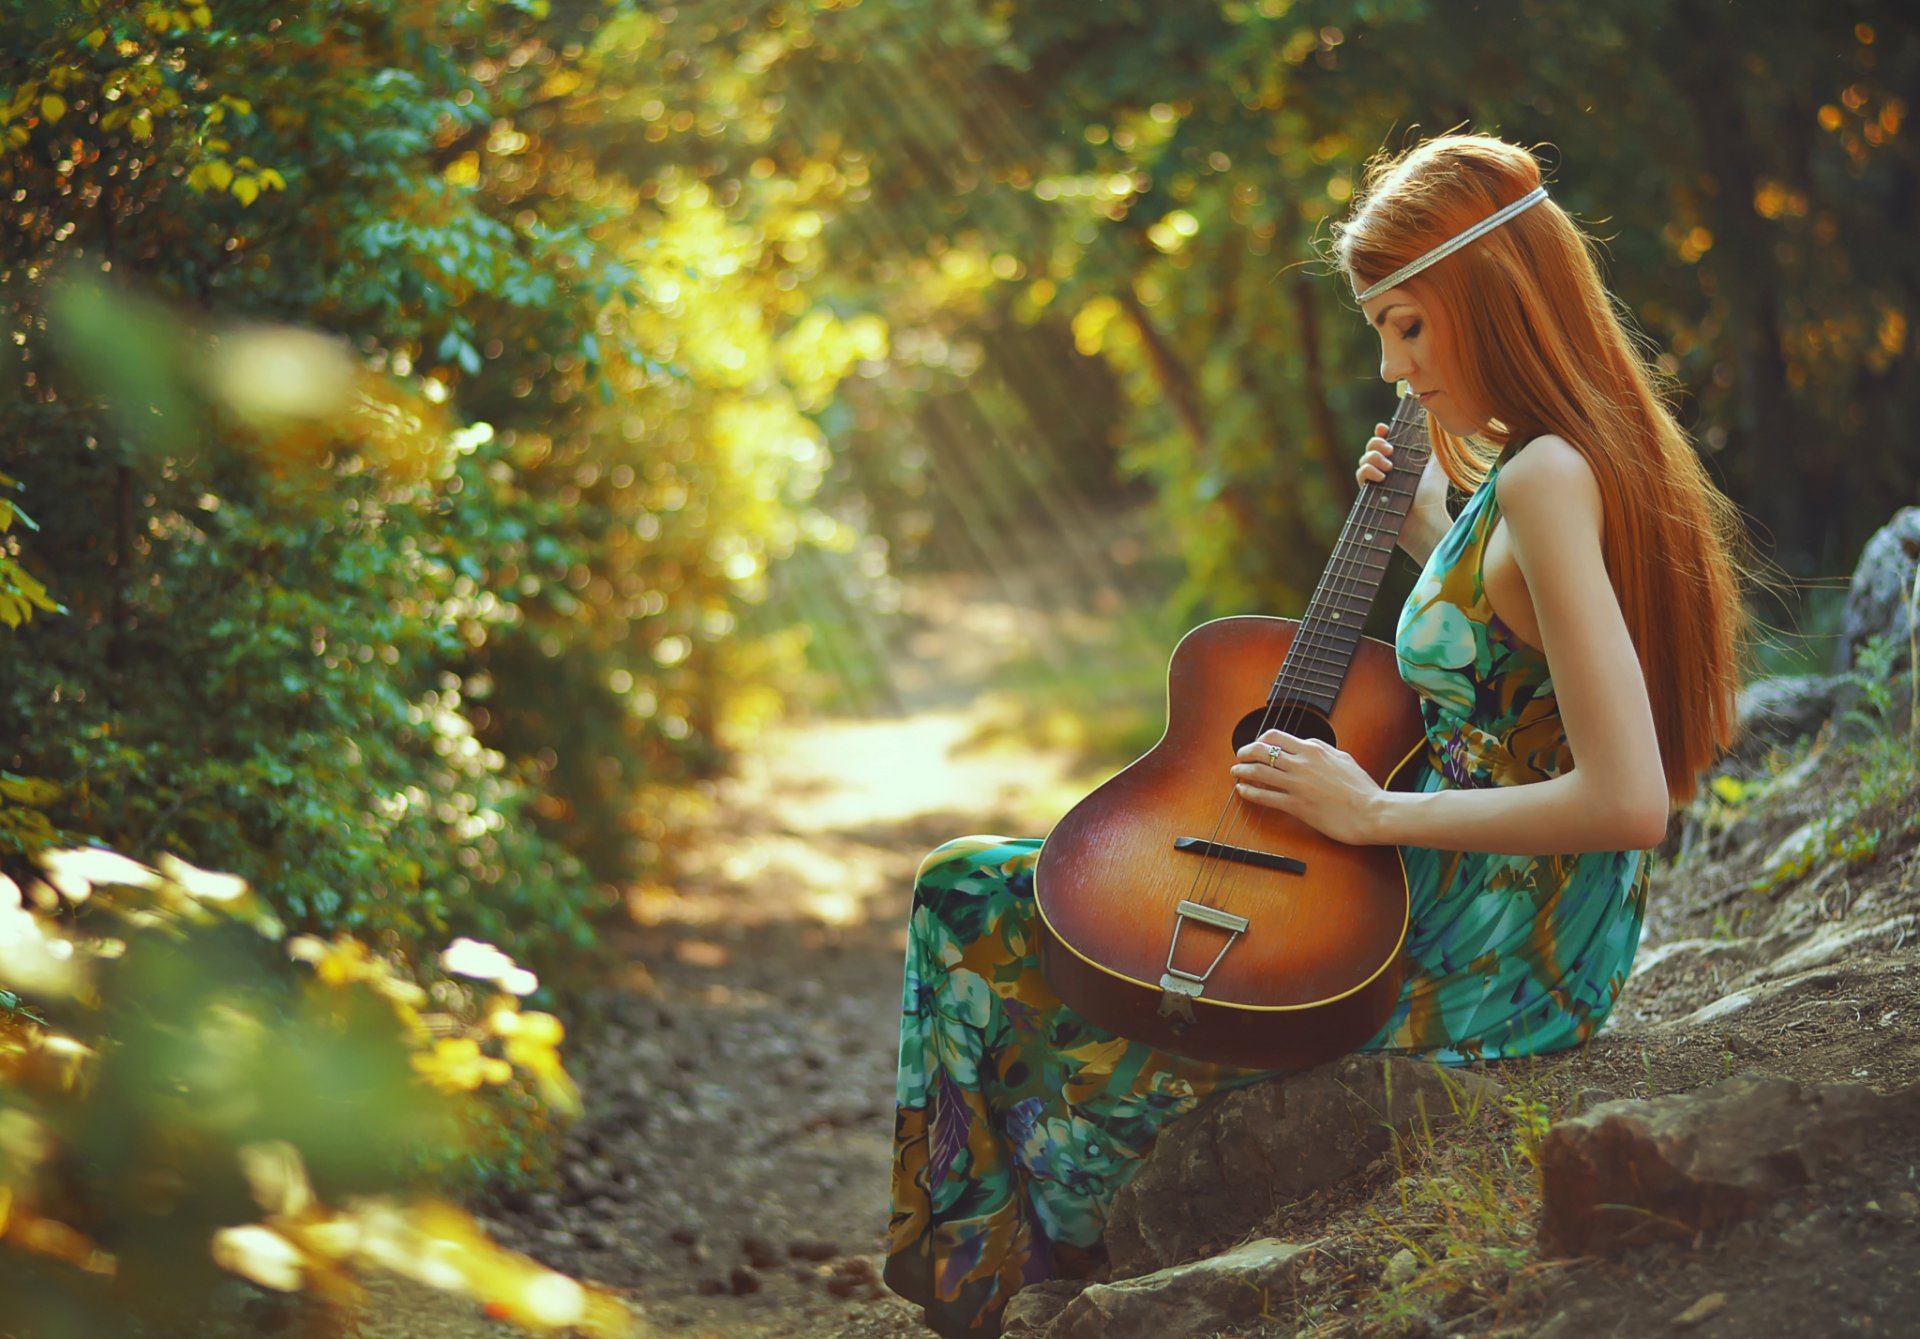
[1356,422,1451,558]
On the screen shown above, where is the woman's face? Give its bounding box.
[1358,285,1488,436]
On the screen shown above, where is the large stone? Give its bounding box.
[1840,506,1920,674]
[1043,1238,1315,1339]
[1000,1279,1084,1335]
[1104,1055,1504,1276]
[1731,673,1846,756]
[1537,1074,1920,1255]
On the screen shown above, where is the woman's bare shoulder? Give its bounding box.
[1497,434,1601,530]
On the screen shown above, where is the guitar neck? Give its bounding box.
[1273,393,1432,715]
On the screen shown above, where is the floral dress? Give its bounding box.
[883,438,1653,1337]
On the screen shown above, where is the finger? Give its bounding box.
[1231,761,1290,785]
[1235,781,1288,809]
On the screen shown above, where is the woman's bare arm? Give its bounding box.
[1364,435,1670,855]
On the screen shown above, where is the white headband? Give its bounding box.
[1355,185,1549,303]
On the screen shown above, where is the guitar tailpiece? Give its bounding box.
[1157,988,1196,1030]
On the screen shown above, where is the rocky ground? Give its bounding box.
[349,550,1919,1339]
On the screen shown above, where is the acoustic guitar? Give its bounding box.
[1033,391,1436,1069]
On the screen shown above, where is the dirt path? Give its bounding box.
[351,563,1920,1339]
[352,570,1104,1339]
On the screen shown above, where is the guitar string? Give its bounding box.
[1175,393,1427,934]
[1182,394,1424,962]
[1176,398,1414,918]
[1174,459,1402,940]
[1167,386,1428,933]
[1201,395,1422,921]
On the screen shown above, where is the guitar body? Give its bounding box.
[1033,614,1429,1069]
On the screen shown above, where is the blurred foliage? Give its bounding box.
[0,846,632,1339]
[0,0,874,964]
[8,2,1908,965]
[0,8,1906,1330]
[603,0,1915,637]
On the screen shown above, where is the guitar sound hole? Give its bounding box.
[1232,703,1334,755]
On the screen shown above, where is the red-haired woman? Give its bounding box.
[883,132,1757,1338]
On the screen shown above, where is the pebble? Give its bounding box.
[728,1265,762,1296]
[788,1238,839,1261]
[1382,1247,1419,1287]
[1575,1087,1618,1112]
[742,1235,782,1269]
[1672,1293,1727,1328]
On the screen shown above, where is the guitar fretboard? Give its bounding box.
[1272,392,1432,714]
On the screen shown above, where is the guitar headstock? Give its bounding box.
[1384,386,1430,453]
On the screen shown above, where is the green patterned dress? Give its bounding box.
[883,439,1653,1337]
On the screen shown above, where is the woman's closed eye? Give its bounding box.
[1402,321,1422,340]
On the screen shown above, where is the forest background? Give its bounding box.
[0,0,1914,1331]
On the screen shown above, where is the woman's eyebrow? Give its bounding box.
[1370,303,1411,329]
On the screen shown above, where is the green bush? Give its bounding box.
[0,846,631,1339]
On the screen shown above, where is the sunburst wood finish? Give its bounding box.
[1034,393,1435,1069]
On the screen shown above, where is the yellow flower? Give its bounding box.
[410,1037,490,1093]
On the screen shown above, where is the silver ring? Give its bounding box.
[1264,743,1283,766]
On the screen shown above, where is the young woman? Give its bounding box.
[882,132,1756,1338]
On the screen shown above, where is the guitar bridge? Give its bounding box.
[1173,836,1306,876]
[1157,899,1249,1026]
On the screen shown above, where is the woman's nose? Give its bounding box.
[1379,350,1409,383]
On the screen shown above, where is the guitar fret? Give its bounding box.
[1265,435,1427,712]
[1310,591,1372,611]
[1285,655,1352,681]
[1275,665,1344,692]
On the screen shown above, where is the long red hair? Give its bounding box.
[1329,133,1764,809]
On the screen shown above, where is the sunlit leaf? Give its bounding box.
[212,1224,305,1291]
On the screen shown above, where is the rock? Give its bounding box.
[1733,673,1847,756]
[727,1265,761,1295]
[825,1255,879,1299]
[1575,1087,1618,1113]
[1104,1056,1505,1276]
[1001,1279,1085,1335]
[1538,1075,1920,1255]
[1672,1292,1727,1328]
[741,1235,781,1269]
[1674,990,1754,1027]
[1756,818,1824,883]
[1628,937,1753,980]
[1044,1238,1315,1339]
[1381,1246,1419,1286]
[1840,506,1920,675]
[786,1238,838,1262]
[1757,915,1917,978]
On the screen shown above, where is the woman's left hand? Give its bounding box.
[1231,729,1386,846]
